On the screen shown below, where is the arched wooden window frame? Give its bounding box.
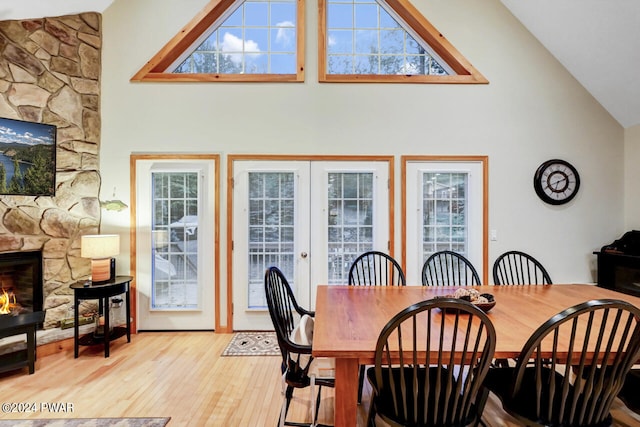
[131,0,306,83]
[318,0,488,83]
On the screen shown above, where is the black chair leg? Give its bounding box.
[366,397,376,427]
[474,387,490,427]
[358,365,365,404]
[314,385,322,425]
[278,385,291,427]
[281,384,331,427]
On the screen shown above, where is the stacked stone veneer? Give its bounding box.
[0,13,102,329]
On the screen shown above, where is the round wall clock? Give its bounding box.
[533,159,580,205]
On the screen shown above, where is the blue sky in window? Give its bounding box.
[220,1,295,72]
[177,0,296,73]
[328,1,404,54]
[326,0,449,75]
[245,2,268,26]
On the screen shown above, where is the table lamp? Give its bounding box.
[81,234,120,283]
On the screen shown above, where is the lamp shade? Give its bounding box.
[81,234,120,283]
[81,234,120,259]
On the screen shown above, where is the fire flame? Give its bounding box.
[0,288,17,314]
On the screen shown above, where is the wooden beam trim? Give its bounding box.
[136,73,303,83]
[384,0,487,82]
[131,0,237,81]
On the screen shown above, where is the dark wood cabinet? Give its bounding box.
[594,251,640,297]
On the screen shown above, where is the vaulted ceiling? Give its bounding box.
[2,0,639,128]
[500,0,640,129]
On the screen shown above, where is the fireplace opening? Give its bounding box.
[0,288,20,315]
[0,250,44,374]
[0,251,43,327]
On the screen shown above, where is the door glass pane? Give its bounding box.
[248,172,295,308]
[422,172,468,260]
[151,172,199,310]
[327,172,374,284]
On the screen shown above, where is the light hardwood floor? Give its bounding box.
[0,332,638,426]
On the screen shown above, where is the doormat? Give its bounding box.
[0,418,171,427]
[221,331,280,356]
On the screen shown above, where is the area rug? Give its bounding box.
[0,418,170,427]
[221,331,280,356]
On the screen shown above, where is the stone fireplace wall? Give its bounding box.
[0,13,102,329]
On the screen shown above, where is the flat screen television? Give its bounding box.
[0,117,56,196]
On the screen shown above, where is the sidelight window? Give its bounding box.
[403,157,487,284]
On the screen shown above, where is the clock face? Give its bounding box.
[533,159,580,205]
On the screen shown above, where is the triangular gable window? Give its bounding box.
[132,0,485,84]
[319,0,487,83]
[131,0,305,82]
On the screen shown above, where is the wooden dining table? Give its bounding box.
[312,284,640,427]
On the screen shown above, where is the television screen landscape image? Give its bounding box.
[0,117,56,196]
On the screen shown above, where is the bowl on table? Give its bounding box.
[434,289,496,313]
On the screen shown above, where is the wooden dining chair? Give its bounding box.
[366,298,496,427]
[492,250,552,285]
[348,251,406,287]
[483,299,640,427]
[491,250,553,368]
[348,251,406,404]
[421,250,481,286]
[265,266,335,427]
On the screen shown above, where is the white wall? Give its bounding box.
[625,124,640,230]
[100,0,624,328]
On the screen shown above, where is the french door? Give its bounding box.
[232,159,390,330]
[134,157,216,330]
